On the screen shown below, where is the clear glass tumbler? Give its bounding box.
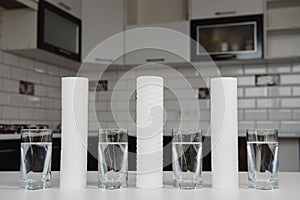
[172,129,202,189]
[98,129,128,189]
[247,129,279,190]
[20,129,52,190]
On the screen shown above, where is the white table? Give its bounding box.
[0,172,299,200]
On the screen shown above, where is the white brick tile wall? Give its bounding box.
[244,109,267,120]
[19,108,34,120]
[292,62,300,72]
[11,94,28,106]
[2,78,18,93]
[199,110,210,121]
[238,121,255,132]
[35,85,48,97]
[42,74,54,86]
[47,110,60,121]
[27,71,42,84]
[221,65,243,76]
[256,121,280,129]
[198,99,210,110]
[27,96,42,108]
[0,64,11,78]
[34,109,47,120]
[2,106,18,119]
[238,110,244,120]
[268,109,293,120]
[292,87,300,96]
[268,87,291,97]
[34,61,48,74]
[20,57,34,70]
[281,75,300,85]
[238,99,255,108]
[94,101,108,111]
[293,110,300,120]
[237,76,255,86]
[244,64,267,74]
[176,67,199,77]
[3,52,19,67]
[281,121,300,133]
[257,98,280,108]
[245,87,268,97]
[0,92,11,105]
[238,88,244,97]
[267,63,291,73]
[281,98,300,108]
[47,87,60,98]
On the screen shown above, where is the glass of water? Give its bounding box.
[98,129,128,189]
[20,129,52,190]
[172,129,202,189]
[246,129,279,190]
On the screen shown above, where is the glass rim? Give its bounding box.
[21,128,52,131]
[99,128,128,133]
[172,129,202,135]
[246,129,278,132]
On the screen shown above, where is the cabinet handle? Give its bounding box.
[95,58,114,62]
[58,2,71,11]
[146,58,165,62]
[214,10,236,16]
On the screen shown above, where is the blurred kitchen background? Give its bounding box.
[0,0,299,172]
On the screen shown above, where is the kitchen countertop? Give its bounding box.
[0,172,300,200]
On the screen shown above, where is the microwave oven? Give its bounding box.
[190,15,263,61]
[38,0,81,61]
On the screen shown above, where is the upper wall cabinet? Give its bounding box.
[125,21,190,65]
[266,0,300,58]
[0,0,38,10]
[82,0,124,65]
[46,0,81,18]
[190,0,263,19]
[126,0,188,26]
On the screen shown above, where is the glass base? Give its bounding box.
[249,180,279,190]
[98,181,127,190]
[173,179,202,190]
[20,180,50,190]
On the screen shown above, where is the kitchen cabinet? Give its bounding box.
[124,21,190,65]
[46,0,81,18]
[126,0,188,25]
[82,0,124,65]
[190,0,263,19]
[265,0,300,58]
[0,0,38,10]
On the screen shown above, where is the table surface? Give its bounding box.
[0,172,300,200]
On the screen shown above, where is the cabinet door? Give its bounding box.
[82,0,124,65]
[190,0,263,19]
[46,0,81,18]
[125,21,190,65]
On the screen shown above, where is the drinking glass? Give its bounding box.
[20,129,52,190]
[172,129,202,189]
[98,129,128,189]
[247,129,279,190]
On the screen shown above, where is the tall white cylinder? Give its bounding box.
[136,76,163,189]
[211,77,238,189]
[60,77,88,189]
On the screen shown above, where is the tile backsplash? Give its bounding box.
[84,60,300,136]
[0,53,76,129]
[1,53,300,135]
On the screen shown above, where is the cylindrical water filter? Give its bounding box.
[136,76,163,189]
[211,77,239,189]
[60,77,88,189]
